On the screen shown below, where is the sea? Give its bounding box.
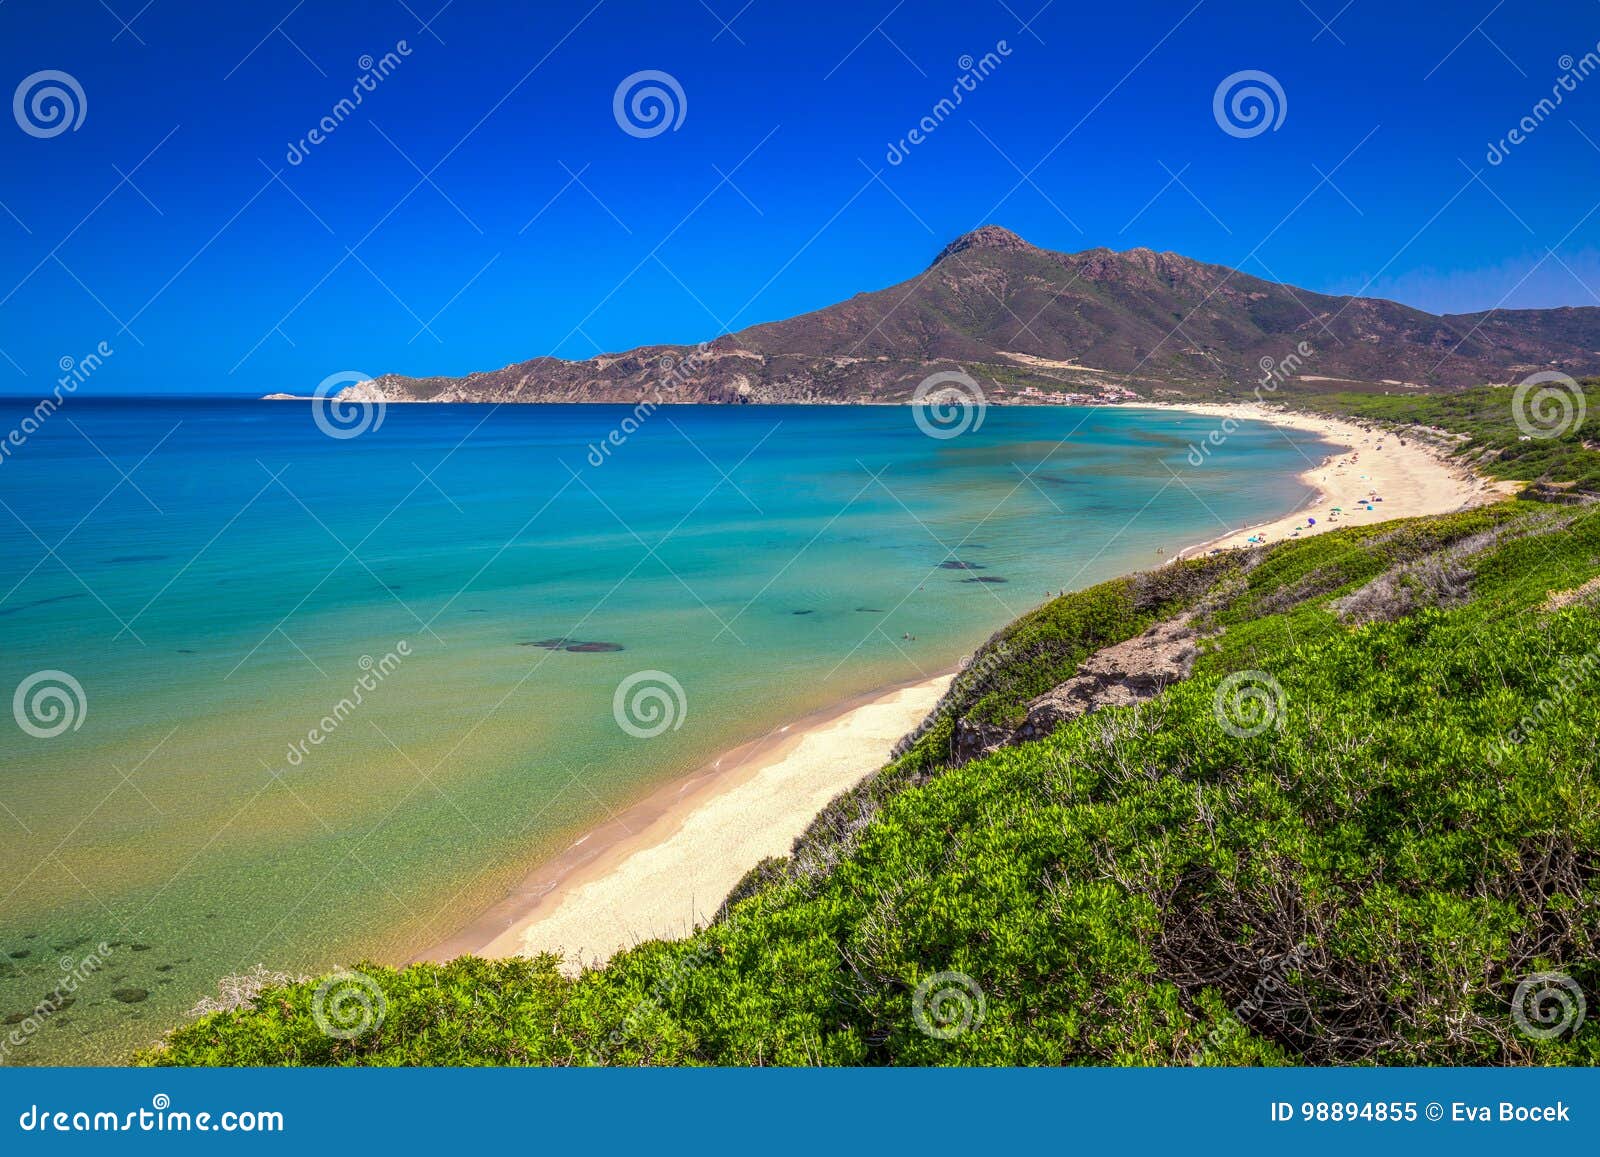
[0,398,1331,1062]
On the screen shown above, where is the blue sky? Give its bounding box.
[1,0,1597,394]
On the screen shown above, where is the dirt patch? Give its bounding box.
[1016,614,1198,742]
[1544,575,1600,612]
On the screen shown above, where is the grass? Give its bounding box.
[141,498,1600,1067]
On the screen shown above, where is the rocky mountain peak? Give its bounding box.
[930,225,1034,267]
[1068,245,1205,286]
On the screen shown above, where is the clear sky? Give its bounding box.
[2,0,1598,394]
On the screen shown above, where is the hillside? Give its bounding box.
[143,491,1600,1066]
[336,227,1600,405]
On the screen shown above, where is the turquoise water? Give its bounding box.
[0,400,1329,1062]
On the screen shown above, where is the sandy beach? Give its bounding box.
[1145,403,1517,559]
[440,402,1510,972]
[425,672,953,970]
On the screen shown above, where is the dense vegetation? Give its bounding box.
[143,494,1600,1066]
[1300,379,1600,493]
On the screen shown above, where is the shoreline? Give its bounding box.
[428,402,1511,971]
[1130,403,1517,559]
[418,670,954,969]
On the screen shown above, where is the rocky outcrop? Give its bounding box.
[929,224,1034,267]
[333,378,393,405]
[955,614,1199,763]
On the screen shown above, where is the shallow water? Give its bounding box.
[0,399,1328,1062]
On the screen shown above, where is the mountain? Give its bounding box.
[335,226,1600,405]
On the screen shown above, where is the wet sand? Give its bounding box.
[421,673,952,970]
